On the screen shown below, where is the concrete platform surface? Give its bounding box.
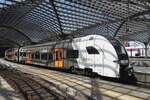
[134,66,150,74]
[0,59,150,100]
[0,76,23,100]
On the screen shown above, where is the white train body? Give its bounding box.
[72,35,119,77]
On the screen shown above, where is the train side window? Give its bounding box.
[67,50,79,58]
[48,53,53,60]
[55,51,59,60]
[20,52,22,56]
[86,46,99,54]
[35,52,40,59]
[59,52,63,59]
[41,53,48,60]
[23,52,26,56]
[21,52,26,57]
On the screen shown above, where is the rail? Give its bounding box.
[1,59,150,100]
[134,72,150,88]
[0,65,67,100]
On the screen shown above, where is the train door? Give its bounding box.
[94,49,103,75]
[54,48,64,68]
[26,50,32,64]
[86,46,103,75]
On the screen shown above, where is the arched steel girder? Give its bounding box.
[0,37,21,47]
[127,29,150,44]
[71,7,150,37]
[147,33,150,44]
[0,40,18,47]
[0,25,33,43]
[49,0,64,37]
[111,8,150,37]
[113,20,126,37]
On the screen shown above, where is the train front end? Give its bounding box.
[109,39,136,82]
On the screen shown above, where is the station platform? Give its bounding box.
[134,67,150,74]
[0,75,23,100]
[0,59,150,100]
[130,57,150,67]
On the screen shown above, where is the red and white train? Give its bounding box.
[124,41,150,57]
[5,35,136,81]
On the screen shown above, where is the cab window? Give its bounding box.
[86,46,99,54]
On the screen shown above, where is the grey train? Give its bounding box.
[5,35,136,81]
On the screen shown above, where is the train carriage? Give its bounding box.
[5,35,135,81]
[5,48,19,62]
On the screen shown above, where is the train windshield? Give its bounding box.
[109,39,128,59]
[113,42,126,55]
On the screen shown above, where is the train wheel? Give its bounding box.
[92,72,98,78]
[84,68,92,77]
[70,66,75,73]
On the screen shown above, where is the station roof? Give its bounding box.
[0,0,150,47]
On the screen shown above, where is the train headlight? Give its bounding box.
[120,60,129,65]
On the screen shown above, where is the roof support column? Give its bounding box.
[144,32,150,58]
[49,0,63,37]
[113,20,126,37]
[0,25,32,43]
[143,42,148,58]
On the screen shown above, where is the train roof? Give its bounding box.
[20,35,112,49]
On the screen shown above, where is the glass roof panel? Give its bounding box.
[0,0,150,45]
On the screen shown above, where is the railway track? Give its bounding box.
[134,72,150,89]
[0,64,101,100]
[16,69,150,100]
[0,67,69,100]
[0,59,150,100]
